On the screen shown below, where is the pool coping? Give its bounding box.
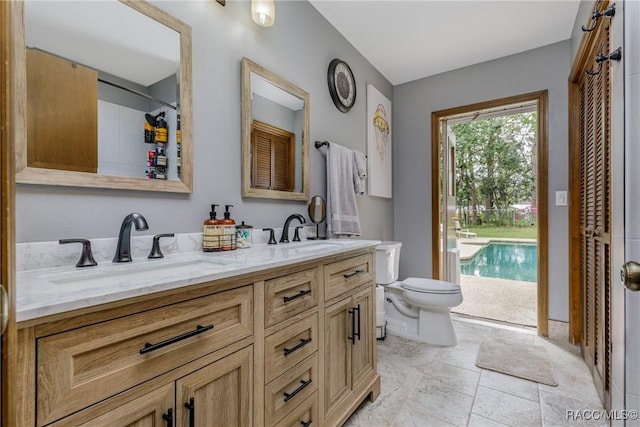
[458,237,537,261]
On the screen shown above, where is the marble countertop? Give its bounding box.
[17,239,379,323]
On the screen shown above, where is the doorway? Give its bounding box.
[431,91,549,336]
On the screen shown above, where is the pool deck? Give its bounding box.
[453,274,537,327]
[454,238,538,327]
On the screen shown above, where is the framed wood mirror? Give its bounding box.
[15,0,192,193]
[241,57,310,201]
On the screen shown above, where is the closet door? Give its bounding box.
[579,18,611,409]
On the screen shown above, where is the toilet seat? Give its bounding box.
[401,277,461,294]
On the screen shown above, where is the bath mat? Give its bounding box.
[476,339,558,386]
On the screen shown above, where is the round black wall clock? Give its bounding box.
[327,58,356,113]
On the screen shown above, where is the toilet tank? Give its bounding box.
[375,241,402,284]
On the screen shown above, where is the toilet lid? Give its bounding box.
[400,277,461,294]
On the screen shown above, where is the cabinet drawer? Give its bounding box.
[265,268,318,328]
[265,313,318,383]
[274,391,319,427]
[265,354,319,426]
[37,285,253,426]
[324,254,373,301]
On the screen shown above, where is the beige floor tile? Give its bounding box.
[472,386,542,427]
[479,369,540,402]
[434,341,482,372]
[490,326,537,344]
[468,414,511,427]
[539,389,607,427]
[343,403,394,427]
[400,381,474,426]
[415,359,480,396]
[348,320,602,427]
[353,349,423,422]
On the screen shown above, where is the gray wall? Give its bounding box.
[16,1,394,243]
[570,0,595,64]
[393,41,571,322]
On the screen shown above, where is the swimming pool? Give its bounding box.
[460,243,537,282]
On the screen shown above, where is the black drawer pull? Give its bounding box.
[354,304,361,341]
[184,398,195,427]
[348,308,356,345]
[343,269,364,279]
[140,324,214,354]
[283,338,312,356]
[283,379,312,402]
[301,419,312,427]
[162,408,173,426]
[283,289,311,303]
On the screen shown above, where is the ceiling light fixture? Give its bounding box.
[251,0,275,27]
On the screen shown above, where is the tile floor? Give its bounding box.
[344,318,605,427]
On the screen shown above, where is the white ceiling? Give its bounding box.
[309,0,581,85]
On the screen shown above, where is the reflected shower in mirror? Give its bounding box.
[241,57,310,201]
[18,0,193,193]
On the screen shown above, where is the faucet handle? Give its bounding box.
[148,233,175,259]
[59,239,98,268]
[262,228,277,245]
[293,226,304,242]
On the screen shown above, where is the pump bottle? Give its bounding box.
[203,204,222,252]
[221,205,236,251]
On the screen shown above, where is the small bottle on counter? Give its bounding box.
[236,221,253,249]
[220,204,237,251]
[203,204,223,252]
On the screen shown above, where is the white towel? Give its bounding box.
[325,142,361,237]
[353,150,367,195]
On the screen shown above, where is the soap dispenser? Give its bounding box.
[203,204,222,252]
[220,204,236,251]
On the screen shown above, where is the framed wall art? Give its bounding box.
[367,84,392,198]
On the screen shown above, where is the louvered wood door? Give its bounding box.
[579,21,611,409]
[251,121,294,191]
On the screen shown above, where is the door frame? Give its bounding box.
[1,0,18,425]
[431,90,549,336]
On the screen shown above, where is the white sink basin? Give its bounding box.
[40,257,232,287]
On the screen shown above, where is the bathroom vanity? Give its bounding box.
[16,240,380,426]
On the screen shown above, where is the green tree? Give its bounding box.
[452,112,536,227]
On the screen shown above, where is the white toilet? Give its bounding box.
[376,241,463,346]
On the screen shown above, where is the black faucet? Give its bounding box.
[280,214,306,243]
[113,213,149,262]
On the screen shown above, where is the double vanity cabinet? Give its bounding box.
[16,243,380,426]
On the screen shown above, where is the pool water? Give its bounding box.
[460,243,537,283]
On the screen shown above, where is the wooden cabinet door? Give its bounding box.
[50,383,174,427]
[351,286,374,388]
[578,11,612,409]
[176,346,253,427]
[323,298,352,417]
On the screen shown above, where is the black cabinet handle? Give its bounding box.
[283,289,311,303]
[162,408,173,426]
[283,338,312,356]
[354,304,361,341]
[344,269,364,279]
[184,398,195,427]
[348,307,356,345]
[284,379,312,402]
[139,324,214,354]
[301,419,312,427]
